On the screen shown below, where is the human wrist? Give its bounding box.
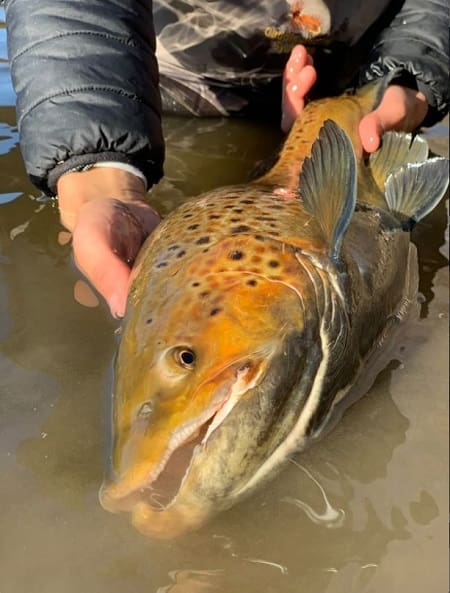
[57,166,147,231]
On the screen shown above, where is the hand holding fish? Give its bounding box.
[57,167,160,318]
[358,84,429,152]
[282,45,429,152]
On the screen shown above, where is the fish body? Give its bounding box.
[100,84,449,538]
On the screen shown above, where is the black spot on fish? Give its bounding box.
[224,205,234,209]
[233,208,243,214]
[203,248,210,253]
[196,237,210,245]
[231,225,250,234]
[192,282,200,287]
[200,291,209,298]
[156,261,168,268]
[168,245,180,251]
[183,213,194,219]
[210,308,221,316]
[229,251,243,260]
[269,204,283,210]
[187,224,199,231]
[146,318,153,324]
[209,214,221,220]
[247,279,257,286]
[230,218,241,223]
[177,250,186,258]
[269,260,279,268]
[241,199,254,204]
[254,235,265,241]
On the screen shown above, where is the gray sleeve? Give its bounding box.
[6,0,164,195]
[358,0,449,127]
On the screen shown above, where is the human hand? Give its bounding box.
[282,45,317,133]
[57,167,160,318]
[359,84,428,153]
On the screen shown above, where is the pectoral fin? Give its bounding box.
[385,158,449,228]
[369,132,429,192]
[300,120,357,261]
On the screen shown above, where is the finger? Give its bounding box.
[284,45,310,85]
[72,222,131,318]
[282,64,317,132]
[359,111,383,153]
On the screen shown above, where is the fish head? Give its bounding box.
[100,235,322,536]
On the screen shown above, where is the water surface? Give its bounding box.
[0,13,448,593]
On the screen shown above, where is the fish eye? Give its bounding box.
[174,347,196,370]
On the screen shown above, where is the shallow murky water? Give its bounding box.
[0,13,448,593]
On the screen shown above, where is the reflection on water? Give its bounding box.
[0,15,448,593]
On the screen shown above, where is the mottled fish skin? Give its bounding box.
[99,84,443,538]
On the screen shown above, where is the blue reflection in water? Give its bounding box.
[0,121,18,155]
[0,9,16,106]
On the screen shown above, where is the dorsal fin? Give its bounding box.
[300,120,356,261]
[385,157,449,228]
[369,132,429,192]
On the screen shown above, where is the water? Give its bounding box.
[0,14,448,593]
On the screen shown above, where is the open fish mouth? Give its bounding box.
[99,358,263,514]
[100,414,215,513]
[99,405,221,513]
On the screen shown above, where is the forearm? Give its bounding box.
[358,0,449,127]
[6,0,164,195]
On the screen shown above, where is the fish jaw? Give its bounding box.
[99,351,272,511]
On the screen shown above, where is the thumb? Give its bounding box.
[72,221,131,318]
[359,111,384,153]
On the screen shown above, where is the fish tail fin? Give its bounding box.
[368,132,430,192]
[367,128,449,227]
[385,158,449,229]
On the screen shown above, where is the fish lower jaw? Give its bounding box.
[99,404,225,515]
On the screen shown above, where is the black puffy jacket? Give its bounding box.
[6,0,449,195]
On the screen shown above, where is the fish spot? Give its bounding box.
[229,251,244,260]
[196,236,210,245]
[241,199,254,204]
[269,260,280,268]
[247,279,257,286]
[168,245,180,251]
[200,291,209,298]
[177,250,186,258]
[187,223,200,231]
[254,235,265,242]
[233,208,244,214]
[156,261,168,268]
[146,318,153,324]
[192,282,200,287]
[209,214,221,220]
[269,204,283,210]
[210,308,221,316]
[231,225,250,234]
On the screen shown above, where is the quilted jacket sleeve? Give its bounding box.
[6,0,164,195]
[359,0,449,127]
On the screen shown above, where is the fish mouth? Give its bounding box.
[99,406,219,514]
[100,358,264,514]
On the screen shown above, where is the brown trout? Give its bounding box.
[99,83,448,538]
